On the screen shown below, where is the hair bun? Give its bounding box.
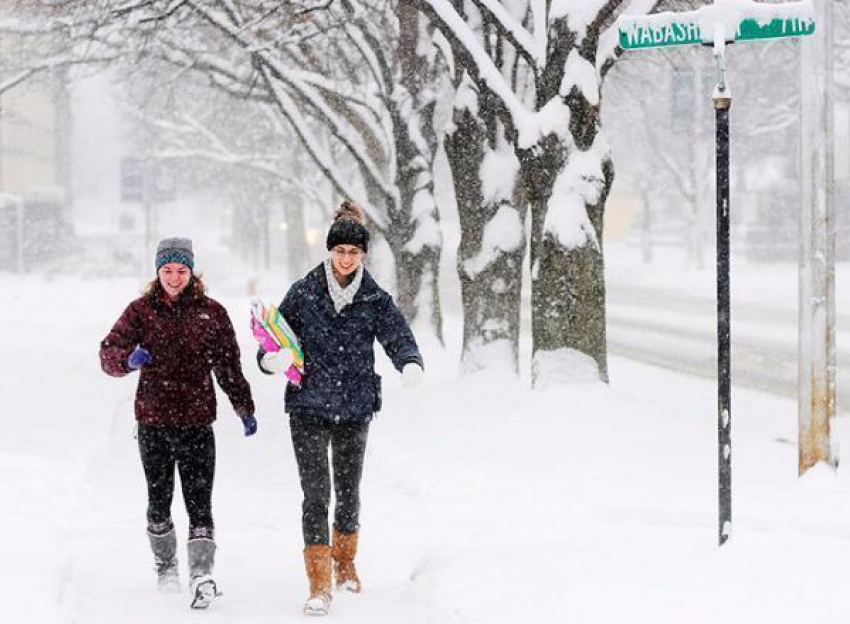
[334,200,365,225]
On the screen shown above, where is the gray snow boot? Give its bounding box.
[187,534,219,609]
[147,524,180,593]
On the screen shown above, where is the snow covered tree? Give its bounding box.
[389,3,447,340]
[169,0,447,340]
[445,73,526,374]
[0,2,116,96]
[437,6,527,374]
[6,0,447,340]
[179,0,445,339]
[415,0,703,384]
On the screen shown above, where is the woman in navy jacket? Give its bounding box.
[258,201,423,615]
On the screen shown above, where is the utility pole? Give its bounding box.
[798,0,837,474]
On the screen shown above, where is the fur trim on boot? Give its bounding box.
[332,528,361,593]
[188,536,219,609]
[147,523,180,593]
[303,544,332,616]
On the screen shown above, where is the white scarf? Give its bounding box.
[324,257,364,314]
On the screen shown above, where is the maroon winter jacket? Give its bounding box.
[100,283,254,426]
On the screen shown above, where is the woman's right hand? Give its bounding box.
[128,346,152,370]
[261,349,295,374]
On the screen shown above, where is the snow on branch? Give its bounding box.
[260,65,388,231]
[138,34,264,101]
[286,67,377,114]
[544,137,609,250]
[260,51,395,200]
[155,146,284,178]
[597,0,658,72]
[562,50,599,105]
[470,0,544,67]
[342,21,391,95]
[111,0,156,17]
[0,53,118,96]
[550,0,623,42]
[183,0,397,210]
[294,0,334,20]
[462,204,523,278]
[416,0,542,146]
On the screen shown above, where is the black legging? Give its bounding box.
[290,414,370,545]
[138,424,216,532]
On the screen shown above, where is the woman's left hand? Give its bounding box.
[240,414,258,437]
[401,363,423,388]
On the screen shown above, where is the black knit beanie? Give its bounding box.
[326,201,369,252]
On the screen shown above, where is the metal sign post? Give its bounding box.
[616,0,816,546]
[712,27,732,546]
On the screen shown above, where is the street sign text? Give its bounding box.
[619,17,815,50]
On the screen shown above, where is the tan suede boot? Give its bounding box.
[303,544,333,616]
[332,528,362,593]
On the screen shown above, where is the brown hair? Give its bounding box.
[144,273,207,299]
[334,200,366,225]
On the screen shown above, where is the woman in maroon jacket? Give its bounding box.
[99,237,256,610]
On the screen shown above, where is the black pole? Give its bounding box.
[715,95,732,547]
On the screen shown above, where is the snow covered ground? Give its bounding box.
[3,243,850,623]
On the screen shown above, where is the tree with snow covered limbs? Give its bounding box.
[415,0,697,384]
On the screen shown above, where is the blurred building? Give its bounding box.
[0,46,73,271]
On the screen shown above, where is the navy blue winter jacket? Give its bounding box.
[259,264,423,423]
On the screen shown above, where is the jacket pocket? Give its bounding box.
[372,373,382,412]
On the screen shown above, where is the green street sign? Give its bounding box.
[619,20,701,49]
[618,16,815,51]
[737,16,815,41]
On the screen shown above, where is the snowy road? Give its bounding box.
[607,280,850,410]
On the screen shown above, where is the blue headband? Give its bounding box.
[155,250,194,271]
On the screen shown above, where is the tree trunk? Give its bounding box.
[284,197,308,279]
[381,203,442,341]
[445,106,524,373]
[388,5,444,343]
[522,132,613,386]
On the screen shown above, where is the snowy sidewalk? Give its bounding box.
[3,272,850,623]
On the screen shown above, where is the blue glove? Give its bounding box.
[241,414,258,437]
[128,347,152,370]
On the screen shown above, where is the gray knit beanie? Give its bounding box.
[155,237,194,271]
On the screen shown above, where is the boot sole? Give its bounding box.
[158,580,182,594]
[336,580,361,593]
[303,596,330,616]
[190,579,219,609]
[157,568,181,594]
